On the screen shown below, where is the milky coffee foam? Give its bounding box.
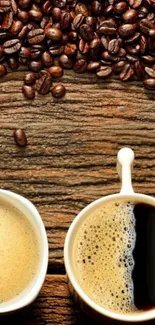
[73,200,138,314]
[0,198,40,304]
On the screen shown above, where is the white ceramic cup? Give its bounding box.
[64,148,155,322]
[0,189,48,314]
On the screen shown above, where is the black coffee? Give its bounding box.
[133,203,155,311]
[73,199,155,314]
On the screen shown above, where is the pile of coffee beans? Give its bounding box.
[1,0,155,97]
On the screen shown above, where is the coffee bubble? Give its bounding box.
[73,200,138,314]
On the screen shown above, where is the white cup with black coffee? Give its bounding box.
[0,190,48,314]
[64,148,155,322]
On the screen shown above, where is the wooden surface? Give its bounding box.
[1,69,155,323]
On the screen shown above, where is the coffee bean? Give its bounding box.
[64,43,77,56]
[87,61,100,71]
[75,3,89,17]
[89,38,102,59]
[59,54,73,69]
[48,65,63,77]
[10,20,23,35]
[119,24,137,38]
[96,66,112,78]
[129,0,142,8]
[29,60,42,72]
[27,28,45,44]
[80,24,94,42]
[7,56,19,69]
[36,70,52,95]
[145,66,155,78]
[112,60,127,73]
[99,19,117,35]
[108,39,120,55]
[122,9,138,23]
[144,78,155,89]
[114,2,128,15]
[45,27,62,40]
[0,0,11,13]
[79,39,89,54]
[74,59,87,73]
[0,64,6,77]
[51,84,66,98]
[13,129,27,147]
[22,85,35,99]
[3,39,21,54]
[120,63,134,80]
[41,51,53,67]
[24,72,36,85]
[73,13,85,29]
[140,19,154,36]
[134,60,145,77]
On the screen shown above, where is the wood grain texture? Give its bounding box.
[0,69,155,271]
[1,275,154,325]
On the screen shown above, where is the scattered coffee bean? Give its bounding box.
[48,66,63,78]
[144,78,155,89]
[22,85,35,99]
[24,72,36,85]
[0,64,7,76]
[51,84,66,98]
[13,129,27,147]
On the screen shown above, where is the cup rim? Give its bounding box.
[0,189,48,314]
[64,192,155,322]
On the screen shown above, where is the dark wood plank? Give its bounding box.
[0,70,155,269]
[1,275,154,325]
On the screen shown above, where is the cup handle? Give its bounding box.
[116,147,134,194]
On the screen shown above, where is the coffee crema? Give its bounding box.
[0,198,40,304]
[73,200,155,314]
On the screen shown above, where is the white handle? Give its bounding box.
[116,148,134,194]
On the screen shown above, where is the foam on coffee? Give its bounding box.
[73,200,138,314]
[0,197,40,304]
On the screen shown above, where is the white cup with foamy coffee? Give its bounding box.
[0,189,48,314]
[64,148,155,322]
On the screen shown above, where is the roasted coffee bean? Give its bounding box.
[3,39,21,54]
[120,63,134,80]
[18,0,31,9]
[134,60,145,77]
[145,66,155,78]
[0,64,6,77]
[144,78,155,89]
[24,72,36,85]
[91,1,102,16]
[73,13,84,29]
[124,32,140,44]
[89,38,102,59]
[139,35,147,54]
[52,7,61,21]
[79,39,89,54]
[122,9,138,23]
[49,45,64,56]
[74,58,87,73]
[129,0,142,8]
[0,0,11,13]
[142,55,155,64]
[87,61,100,71]
[59,54,73,69]
[60,11,71,30]
[7,56,19,69]
[80,24,94,42]
[45,27,62,40]
[10,20,23,35]
[108,39,120,54]
[112,60,127,73]
[96,66,112,78]
[2,11,13,30]
[29,60,42,72]
[140,19,154,36]
[99,19,117,35]
[13,129,27,147]
[36,70,52,95]
[113,2,128,15]
[30,44,45,59]
[17,9,29,23]
[41,51,53,67]
[22,85,35,99]
[64,43,77,56]
[48,65,63,77]
[27,28,45,44]
[51,83,66,98]
[75,3,89,17]
[119,24,137,38]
